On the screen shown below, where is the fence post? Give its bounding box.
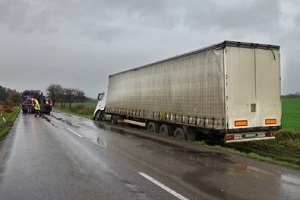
[0,114,6,123]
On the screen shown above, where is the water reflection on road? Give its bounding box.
[46,112,300,199]
[90,118,300,200]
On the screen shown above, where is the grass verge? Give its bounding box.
[0,107,20,140]
[54,103,95,119]
[206,130,300,169]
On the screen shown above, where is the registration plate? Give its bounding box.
[243,133,256,138]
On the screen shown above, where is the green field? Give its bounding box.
[54,102,97,119]
[282,98,300,132]
[71,102,97,108]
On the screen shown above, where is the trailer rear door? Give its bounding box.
[225,46,281,131]
[255,48,281,128]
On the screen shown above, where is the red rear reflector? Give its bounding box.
[266,132,274,137]
[225,134,235,140]
[265,119,277,125]
[234,120,248,127]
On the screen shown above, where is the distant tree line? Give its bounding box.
[0,85,21,106]
[46,84,88,108]
[282,92,300,98]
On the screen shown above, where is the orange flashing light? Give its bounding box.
[234,120,248,127]
[265,119,277,125]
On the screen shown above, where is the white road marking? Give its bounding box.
[52,118,60,123]
[138,172,189,200]
[67,128,83,138]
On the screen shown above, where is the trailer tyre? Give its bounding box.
[159,124,174,136]
[111,115,118,124]
[148,122,159,133]
[185,128,197,141]
[94,111,100,120]
[94,110,104,121]
[174,128,187,140]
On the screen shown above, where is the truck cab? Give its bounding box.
[93,91,107,120]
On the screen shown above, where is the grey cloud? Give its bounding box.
[0,0,58,33]
[183,0,279,32]
[82,25,126,41]
[0,0,299,97]
[0,0,29,31]
[101,0,168,15]
[83,0,180,30]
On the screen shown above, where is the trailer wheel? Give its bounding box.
[111,115,118,124]
[147,122,159,133]
[159,124,174,136]
[94,111,100,120]
[174,128,187,140]
[94,110,104,121]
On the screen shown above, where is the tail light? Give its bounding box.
[266,132,274,137]
[225,134,235,141]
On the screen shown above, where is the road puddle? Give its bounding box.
[97,137,107,148]
[281,175,300,186]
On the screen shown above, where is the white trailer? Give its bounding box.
[93,41,281,143]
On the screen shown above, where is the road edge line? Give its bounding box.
[67,128,83,138]
[138,172,189,200]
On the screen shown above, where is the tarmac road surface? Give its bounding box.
[0,111,299,200]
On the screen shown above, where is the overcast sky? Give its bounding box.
[0,0,299,98]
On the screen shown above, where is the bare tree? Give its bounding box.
[283,91,300,98]
[64,88,77,109]
[46,84,63,106]
[75,89,87,103]
[62,88,87,108]
[0,86,8,102]
[0,86,20,106]
[6,89,21,106]
[47,84,88,108]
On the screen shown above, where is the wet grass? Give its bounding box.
[222,131,300,169]
[211,144,300,169]
[72,102,97,108]
[282,98,300,131]
[54,103,96,119]
[197,98,300,169]
[0,107,20,140]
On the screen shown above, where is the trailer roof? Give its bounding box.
[109,40,280,77]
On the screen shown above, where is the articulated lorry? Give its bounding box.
[93,41,281,143]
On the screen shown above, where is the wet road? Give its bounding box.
[0,111,299,200]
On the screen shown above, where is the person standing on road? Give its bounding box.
[34,98,41,117]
